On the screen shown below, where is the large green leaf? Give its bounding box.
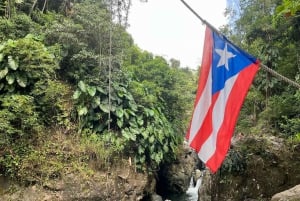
[92,97,100,108]
[138,145,144,155]
[78,106,88,116]
[0,53,3,62]
[154,151,163,164]
[6,74,15,85]
[0,44,4,52]
[8,56,18,70]
[73,90,81,99]
[87,86,96,97]
[145,108,155,117]
[122,130,136,141]
[139,155,145,163]
[149,135,155,144]
[137,117,144,126]
[158,132,164,144]
[141,129,149,139]
[110,104,116,112]
[115,107,124,118]
[15,0,24,3]
[78,81,86,92]
[117,119,123,128]
[0,67,8,79]
[99,103,110,113]
[96,86,106,94]
[163,144,169,153]
[16,74,27,87]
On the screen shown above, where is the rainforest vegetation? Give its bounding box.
[0,0,299,185]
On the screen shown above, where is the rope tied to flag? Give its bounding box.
[180,0,300,90]
[260,63,300,89]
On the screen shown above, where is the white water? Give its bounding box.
[186,176,202,201]
[165,176,202,201]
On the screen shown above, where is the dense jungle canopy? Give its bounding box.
[0,0,299,183]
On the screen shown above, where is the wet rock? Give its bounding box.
[198,170,212,201]
[157,143,201,195]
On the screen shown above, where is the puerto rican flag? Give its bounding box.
[186,26,260,173]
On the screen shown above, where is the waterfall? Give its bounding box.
[163,174,203,201]
[185,176,202,201]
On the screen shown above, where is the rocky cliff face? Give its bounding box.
[0,165,154,201]
[199,135,300,201]
[156,143,201,197]
[0,143,201,201]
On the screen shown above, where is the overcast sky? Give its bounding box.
[127,0,227,69]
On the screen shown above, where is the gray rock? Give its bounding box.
[271,184,300,201]
[151,193,163,201]
[157,143,201,194]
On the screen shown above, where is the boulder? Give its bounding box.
[156,143,201,195]
[151,193,163,201]
[271,184,300,201]
[205,135,300,200]
[198,170,212,201]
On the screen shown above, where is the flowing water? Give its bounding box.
[164,177,202,201]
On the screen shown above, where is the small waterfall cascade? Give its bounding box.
[163,172,203,201]
[185,175,202,201]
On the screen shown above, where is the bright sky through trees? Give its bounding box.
[128,0,227,69]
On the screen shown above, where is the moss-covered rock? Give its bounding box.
[201,135,300,201]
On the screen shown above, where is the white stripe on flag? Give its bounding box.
[188,68,212,145]
[198,74,238,162]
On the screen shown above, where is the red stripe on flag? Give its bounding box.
[186,27,213,140]
[189,92,219,152]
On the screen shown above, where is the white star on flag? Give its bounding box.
[215,43,236,70]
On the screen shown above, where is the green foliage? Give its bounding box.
[0,94,41,177]
[19,129,109,183]
[276,0,300,16]
[73,80,109,132]
[236,88,265,134]
[32,80,73,127]
[225,0,300,137]
[258,93,300,134]
[0,0,195,179]
[280,117,300,136]
[123,46,197,133]
[44,1,132,84]
[221,149,246,174]
[121,107,180,171]
[73,77,182,170]
[0,13,39,41]
[0,34,58,93]
[287,133,300,145]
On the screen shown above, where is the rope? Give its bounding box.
[108,0,113,131]
[260,63,300,89]
[179,0,220,34]
[180,0,300,90]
